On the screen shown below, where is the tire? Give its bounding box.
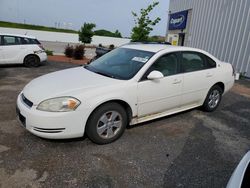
[86,102,127,144]
[23,55,40,67]
[202,85,223,112]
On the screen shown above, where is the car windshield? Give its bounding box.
[84,48,155,80]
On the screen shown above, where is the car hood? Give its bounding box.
[23,67,123,105]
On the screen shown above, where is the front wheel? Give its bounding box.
[202,85,222,112]
[86,103,127,144]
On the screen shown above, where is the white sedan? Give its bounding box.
[17,44,235,144]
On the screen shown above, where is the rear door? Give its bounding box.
[180,51,217,107]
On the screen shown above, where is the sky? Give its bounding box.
[0,0,169,37]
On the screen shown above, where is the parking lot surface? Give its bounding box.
[0,62,249,188]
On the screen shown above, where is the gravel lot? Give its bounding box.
[0,61,249,188]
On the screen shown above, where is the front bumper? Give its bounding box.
[16,93,90,139]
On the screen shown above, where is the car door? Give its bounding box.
[137,52,183,117]
[1,35,23,64]
[180,51,217,107]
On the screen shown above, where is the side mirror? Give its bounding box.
[147,70,164,80]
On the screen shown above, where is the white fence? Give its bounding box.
[91,36,130,47]
[0,27,79,43]
[0,27,131,47]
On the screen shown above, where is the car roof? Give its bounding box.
[0,33,36,39]
[121,43,205,53]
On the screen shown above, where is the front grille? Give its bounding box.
[19,113,26,127]
[16,106,26,127]
[33,127,65,133]
[21,94,33,108]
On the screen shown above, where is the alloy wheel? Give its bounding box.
[97,111,122,139]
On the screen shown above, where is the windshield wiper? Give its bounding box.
[83,64,90,69]
[94,71,116,78]
[84,65,116,79]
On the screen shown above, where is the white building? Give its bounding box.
[167,0,250,77]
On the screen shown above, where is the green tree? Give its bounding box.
[148,35,165,42]
[94,29,122,38]
[114,30,122,38]
[79,23,96,43]
[131,2,161,42]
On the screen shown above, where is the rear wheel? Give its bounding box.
[23,55,40,67]
[202,85,222,112]
[86,103,127,144]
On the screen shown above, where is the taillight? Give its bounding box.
[38,44,45,50]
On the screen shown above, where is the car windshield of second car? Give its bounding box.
[84,48,155,80]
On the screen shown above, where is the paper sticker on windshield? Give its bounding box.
[132,57,149,63]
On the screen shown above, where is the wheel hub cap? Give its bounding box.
[208,89,220,109]
[97,111,122,139]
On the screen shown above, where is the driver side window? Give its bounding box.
[151,53,179,77]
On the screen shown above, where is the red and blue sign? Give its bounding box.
[168,10,188,30]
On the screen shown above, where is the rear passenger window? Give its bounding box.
[21,38,40,45]
[206,56,216,68]
[15,37,22,45]
[30,39,40,44]
[181,52,206,73]
[21,38,30,44]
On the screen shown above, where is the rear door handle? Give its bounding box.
[173,79,182,84]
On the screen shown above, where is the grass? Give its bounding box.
[0,21,78,34]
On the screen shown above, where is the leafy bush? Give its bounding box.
[109,44,115,50]
[73,45,85,59]
[147,36,166,43]
[45,49,53,56]
[64,45,74,58]
[240,72,247,79]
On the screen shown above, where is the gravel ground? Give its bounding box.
[0,62,249,188]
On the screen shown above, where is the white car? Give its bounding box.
[0,33,47,67]
[17,44,235,144]
[227,151,250,188]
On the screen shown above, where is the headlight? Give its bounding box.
[37,97,81,112]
